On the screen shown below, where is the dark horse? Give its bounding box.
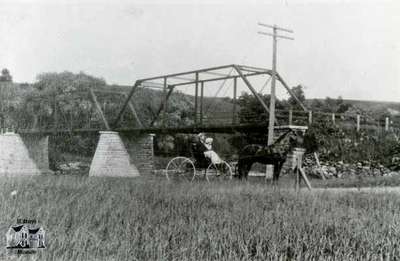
[237,129,306,181]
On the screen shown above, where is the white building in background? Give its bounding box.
[6,224,45,249]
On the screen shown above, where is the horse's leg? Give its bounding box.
[237,159,245,179]
[274,161,285,181]
[272,161,284,187]
[244,161,253,180]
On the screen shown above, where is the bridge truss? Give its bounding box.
[112,64,307,133]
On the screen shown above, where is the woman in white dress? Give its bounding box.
[202,137,222,164]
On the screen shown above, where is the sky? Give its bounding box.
[0,0,399,101]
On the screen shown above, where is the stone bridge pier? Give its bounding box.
[0,132,51,176]
[0,131,154,177]
[89,131,154,177]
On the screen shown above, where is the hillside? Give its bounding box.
[306,98,400,115]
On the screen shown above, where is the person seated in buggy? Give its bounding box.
[192,133,223,168]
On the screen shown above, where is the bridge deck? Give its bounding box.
[16,124,308,136]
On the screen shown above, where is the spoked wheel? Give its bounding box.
[165,157,196,182]
[205,161,233,182]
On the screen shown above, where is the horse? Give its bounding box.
[237,129,305,181]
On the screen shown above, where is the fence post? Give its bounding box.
[289,109,293,125]
[332,113,335,125]
[356,114,360,132]
[308,111,312,125]
[385,117,389,131]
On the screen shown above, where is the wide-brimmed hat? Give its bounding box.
[205,138,213,144]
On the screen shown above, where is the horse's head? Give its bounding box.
[271,129,304,154]
[288,129,319,154]
[288,130,305,149]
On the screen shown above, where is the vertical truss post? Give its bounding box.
[53,94,58,133]
[150,86,175,127]
[163,77,167,127]
[200,81,204,125]
[232,77,237,125]
[194,72,199,125]
[289,108,293,125]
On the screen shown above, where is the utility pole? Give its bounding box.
[258,23,294,145]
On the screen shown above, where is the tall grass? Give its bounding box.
[0,176,399,260]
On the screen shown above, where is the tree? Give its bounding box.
[288,84,306,109]
[310,96,352,114]
[0,68,12,82]
[19,71,107,130]
[238,92,286,124]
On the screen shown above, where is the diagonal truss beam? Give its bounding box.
[233,65,279,125]
[150,86,175,127]
[122,93,143,128]
[113,80,141,127]
[89,88,110,130]
[276,73,308,112]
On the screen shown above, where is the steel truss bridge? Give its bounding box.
[9,64,307,136]
[6,64,394,136]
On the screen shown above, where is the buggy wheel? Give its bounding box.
[165,157,196,182]
[205,161,233,182]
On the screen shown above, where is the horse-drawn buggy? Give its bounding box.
[164,126,315,187]
[164,134,234,182]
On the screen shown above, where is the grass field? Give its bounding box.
[1,175,400,260]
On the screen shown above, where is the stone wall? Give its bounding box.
[121,133,154,175]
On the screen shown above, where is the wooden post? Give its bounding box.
[163,77,167,127]
[289,109,293,125]
[267,29,278,179]
[385,117,389,131]
[308,111,312,125]
[194,73,199,125]
[267,26,277,146]
[313,152,325,180]
[356,114,360,132]
[53,95,58,133]
[299,168,312,190]
[200,81,204,125]
[293,148,312,191]
[232,77,237,125]
[332,113,335,124]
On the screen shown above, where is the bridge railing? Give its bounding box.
[197,108,397,133]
